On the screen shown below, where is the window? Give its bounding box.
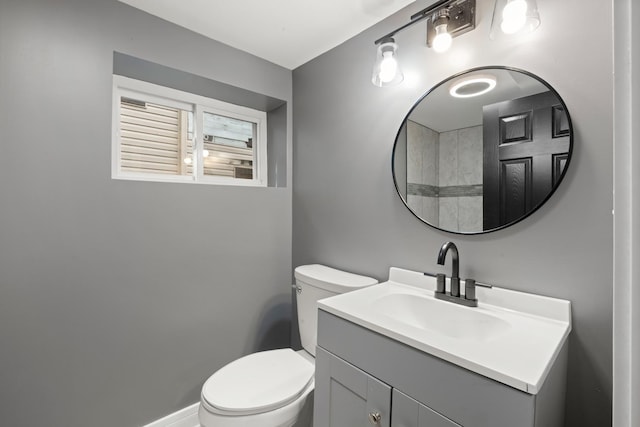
[112,76,267,186]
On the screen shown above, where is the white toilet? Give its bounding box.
[198,264,377,427]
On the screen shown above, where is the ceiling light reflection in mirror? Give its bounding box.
[449,74,497,98]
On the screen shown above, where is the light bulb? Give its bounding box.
[501,0,528,34]
[378,51,398,83]
[184,157,192,165]
[202,149,209,158]
[432,24,453,53]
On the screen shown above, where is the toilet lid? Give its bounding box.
[202,349,314,415]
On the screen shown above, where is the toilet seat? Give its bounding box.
[201,349,314,416]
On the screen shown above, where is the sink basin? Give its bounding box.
[370,292,511,341]
[317,267,571,394]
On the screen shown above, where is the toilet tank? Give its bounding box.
[294,264,377,356]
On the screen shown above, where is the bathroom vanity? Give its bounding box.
[313,268,571,427]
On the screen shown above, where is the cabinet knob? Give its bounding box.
[368,412,382,425]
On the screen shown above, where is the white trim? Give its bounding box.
[111,173,267,187]
[113,173,195,184]
[112,75,268,187]
[141,402,199,427]
[195,103,204,182]
[112,81,123,180]
[613,0,639,425]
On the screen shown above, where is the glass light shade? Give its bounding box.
[372,39,404,87]
[490,0,540,40]
[432,24,453,53]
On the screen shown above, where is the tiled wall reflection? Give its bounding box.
[407,121,483,232]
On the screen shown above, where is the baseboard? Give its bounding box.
[142,402,200,427]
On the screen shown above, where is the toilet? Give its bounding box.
[198,264,378,427]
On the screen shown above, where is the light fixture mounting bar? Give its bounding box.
[374,0,475,46]
[426,0,476,48]
[374,0,450,45]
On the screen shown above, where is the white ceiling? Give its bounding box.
[409,69,549,133]
[118,0,417,70]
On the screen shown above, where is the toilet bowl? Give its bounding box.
[198,349,315,427]
[198,264,377,427]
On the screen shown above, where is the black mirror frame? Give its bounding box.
[391,65,574,235]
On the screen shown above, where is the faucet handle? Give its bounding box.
[464,278,477,301]
[436,273,446,294]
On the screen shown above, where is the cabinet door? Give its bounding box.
[314,347,391,427]
[392,389,462,427]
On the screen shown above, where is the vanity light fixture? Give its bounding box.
[371,0,476,86]
[371,37,404,87]
[490,0,540,39]
[448,74,497,98]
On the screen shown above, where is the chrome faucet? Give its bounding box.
[434,241,478,307]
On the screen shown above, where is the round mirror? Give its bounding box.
[392,66,573,234]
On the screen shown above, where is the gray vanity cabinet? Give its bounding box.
[314,346,459,427]
[314,310,568,427]
[314,346,391,426]
[392,390,461,427]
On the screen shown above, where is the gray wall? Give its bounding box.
[293,0,612,426]
[0,1,292,427]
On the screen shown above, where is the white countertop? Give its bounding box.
[317,267,572,394]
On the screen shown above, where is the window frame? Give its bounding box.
[112,75,268,187]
